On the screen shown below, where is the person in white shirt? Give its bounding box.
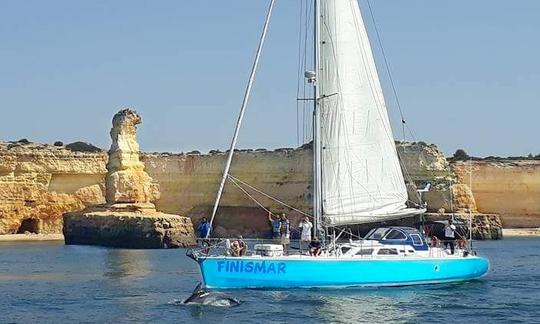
[444,219,457,254]
[298,217,313,252]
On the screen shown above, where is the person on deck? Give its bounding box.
[268,211,281,243]
[196,217,212,253]
[309,237,322,256]
[444,219,457,255]
[298,216,313,252]
[279,213,290,254]
[231,236,247,257]
[197,217,212,238]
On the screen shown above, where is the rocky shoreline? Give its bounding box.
[0,233,64,242]
[1,227,538,243]
[503,228,540,237]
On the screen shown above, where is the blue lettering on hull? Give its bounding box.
[217,260,286,274]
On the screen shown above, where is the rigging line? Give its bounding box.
[296,0,305,147]
[228,174,314,218]
[228,177,270,212]
[365,0,408,142]
[206,0,276,238]
[303,0,313,143]
[227,176,305,235]
[228,175,339,233]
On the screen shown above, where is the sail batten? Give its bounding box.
[319,0,418,225]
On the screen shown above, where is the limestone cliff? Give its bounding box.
[0,141,106,234]
[142,148,312,237]
[1,139,537,236]
[452,160,540,227]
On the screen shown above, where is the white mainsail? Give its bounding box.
[318,0,423,225]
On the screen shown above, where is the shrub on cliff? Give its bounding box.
[452,149,470,161]
[65,141,102,153]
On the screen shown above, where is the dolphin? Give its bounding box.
[182,283,241,307]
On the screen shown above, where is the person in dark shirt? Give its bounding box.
[309,237,322,256]
[268,211,281,242]
[197,217,211,238]
[444,219,457,255]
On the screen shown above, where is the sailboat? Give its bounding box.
[188,0,489,289]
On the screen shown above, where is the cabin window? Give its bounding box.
[356,249,374,256]
[366,228,387,240]
[411,234,423,246]
[377,248,398,255]
[341,247,351,254]
[384,229,406,240]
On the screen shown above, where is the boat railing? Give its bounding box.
[188,237,475,260]
[428,237,474,257]
[191,237,326,258]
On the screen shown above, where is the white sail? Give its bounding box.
[318,0,423,225]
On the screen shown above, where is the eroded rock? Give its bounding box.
[62,108,195,248]
[105,109,159,204]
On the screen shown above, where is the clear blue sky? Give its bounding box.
[1,0,538,157]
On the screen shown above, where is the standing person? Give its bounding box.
[444,219,457,254]
[298,216,313,252]
[279,213,290,254]
[197,217,211,238]
[268,211,281,242]
[196,217,212,253]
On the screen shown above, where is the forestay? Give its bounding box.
[318,0,423,225]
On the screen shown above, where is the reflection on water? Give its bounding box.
[104,249,151,279]
[317,290,417,323]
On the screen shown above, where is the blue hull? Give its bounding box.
[198,256,489,289]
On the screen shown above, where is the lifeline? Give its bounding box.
[217,260,287,274]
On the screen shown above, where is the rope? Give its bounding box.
[228,176,271,214]
[366,0,413,142]
[228,176,303,235]
[228,174,313,219]
[227,174,370,241]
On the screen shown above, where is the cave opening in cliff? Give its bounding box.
[16,219,40,234]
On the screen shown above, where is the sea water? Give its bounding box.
[0,237,538,323]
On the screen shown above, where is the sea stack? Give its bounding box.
[63,109,196,248]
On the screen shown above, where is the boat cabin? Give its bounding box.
[339,227,429,258]
[365,227,429,251]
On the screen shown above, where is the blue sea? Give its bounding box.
[0,237,538,323]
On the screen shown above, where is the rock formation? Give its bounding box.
[63,109,195,248]
[0,141,107,234]
[105,109,159,204]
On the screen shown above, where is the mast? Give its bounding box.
[312,0,323,237]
